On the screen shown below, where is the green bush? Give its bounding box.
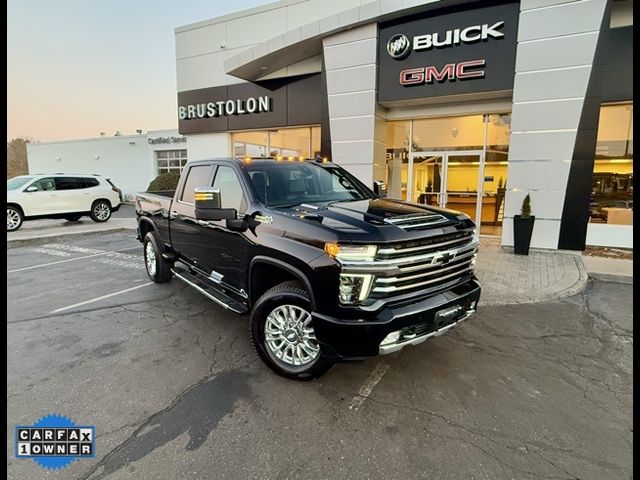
[147,172,181,191]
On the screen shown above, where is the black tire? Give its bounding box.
[7,205,23,232]
[90,200,112,222]
[250,281,334,380]
[64,215,83,222]
[143,232,173,283]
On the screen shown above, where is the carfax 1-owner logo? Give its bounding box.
[15,414,96,470]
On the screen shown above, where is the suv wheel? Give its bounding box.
[143,232,173,283]
[250,281,334,380]
[7,206,23,232]
[90,200,112,222]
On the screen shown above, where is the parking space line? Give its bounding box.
[348,362,390,411]
[7,246,140,273]
[50,282,153,313]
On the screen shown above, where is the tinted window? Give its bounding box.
[55,177,83,190]
[180,165,213,203]
[30,178,57,191]
[82,178,100,188]
[245,162,374,207]
[212,166,246,212]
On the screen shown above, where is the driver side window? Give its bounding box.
[29,178,56,191]
[211,166,246,213]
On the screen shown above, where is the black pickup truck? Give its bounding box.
[136,157,480,380]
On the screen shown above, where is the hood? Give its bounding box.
[270,198,473,244]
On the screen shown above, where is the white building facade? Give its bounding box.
[174,0,633,250]
[27,130,188,199]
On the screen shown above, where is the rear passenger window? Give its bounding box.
[55,177,83,190]
[180,165,213,203]
[82,178,100,188]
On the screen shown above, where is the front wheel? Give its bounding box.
[143,232,173,283]
[250,281,334,380]
[90,200,112,222]
[7,206,23,232]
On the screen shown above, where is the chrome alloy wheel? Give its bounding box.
[265,305,320,367]
[145,241,157,277]
[7,208,21,231]
[94,203,110,220]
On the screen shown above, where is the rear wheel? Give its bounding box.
[250,281,334,380]
[7,206,23,232]
[143,232,173,283]
[90,200,112,222]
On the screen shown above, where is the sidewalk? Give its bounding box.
[476,237,588,306]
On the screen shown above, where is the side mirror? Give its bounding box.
[194,188,237,221]
[25,186,38,192]
[373,180,387,198]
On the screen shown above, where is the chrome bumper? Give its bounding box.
[378,308,476,355]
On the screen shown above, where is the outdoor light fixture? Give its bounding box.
[451,127,459,137]
[94,155,100,159]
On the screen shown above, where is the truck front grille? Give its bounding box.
[340,229,478,299]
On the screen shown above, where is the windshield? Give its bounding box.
[7,176,34,191]
[244,162,375,207]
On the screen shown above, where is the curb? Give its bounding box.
[587,272,633,285]
[7,227,136,249]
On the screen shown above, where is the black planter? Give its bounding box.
[513,215,535,255]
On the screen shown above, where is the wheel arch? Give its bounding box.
[7,202,24,215]
[249,257,316,310]
[138,218,156,241]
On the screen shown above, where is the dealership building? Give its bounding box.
[27,130,188,200]
[30,0,633,250]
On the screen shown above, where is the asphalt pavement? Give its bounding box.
[6,231,633,480]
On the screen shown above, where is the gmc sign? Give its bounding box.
[399,60,486,85]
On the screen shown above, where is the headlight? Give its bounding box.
[324,243,377,262]
[339,274,374,304]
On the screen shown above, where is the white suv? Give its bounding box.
[7,174,122,232]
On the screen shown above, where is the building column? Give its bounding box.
[322,23,385,188]
[502,0,608,249]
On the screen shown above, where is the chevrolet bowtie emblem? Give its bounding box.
[435,251,455,265]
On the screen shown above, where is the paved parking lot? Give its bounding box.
[7,232,632,479]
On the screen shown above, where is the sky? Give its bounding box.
[7,0,272,142]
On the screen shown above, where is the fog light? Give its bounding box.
[470,301,477,310]
[380,330,401,346]
[339,274,374,304]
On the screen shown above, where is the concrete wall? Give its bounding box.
[27,130,188,198]
[501,0,608,249]
[27,135,152,198]
[175,0,363,92]
[322,23,383,187]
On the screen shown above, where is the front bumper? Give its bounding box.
[312,278,481,360]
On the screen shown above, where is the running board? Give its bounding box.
[171,266,248,314]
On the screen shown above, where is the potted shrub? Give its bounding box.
[513,194,535,255]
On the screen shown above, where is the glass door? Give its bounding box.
[443,151,483,225]
[408,153,445,207]
[408,151,484,231]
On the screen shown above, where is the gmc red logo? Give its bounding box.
[399,59,486,86]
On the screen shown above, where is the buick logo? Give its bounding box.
[387,34,411,60]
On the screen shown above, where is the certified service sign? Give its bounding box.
[15,414,96,470]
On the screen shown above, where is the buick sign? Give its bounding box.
[387,34,411,60]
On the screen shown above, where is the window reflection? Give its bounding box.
[232,126,320,159]
[589,104,633,225]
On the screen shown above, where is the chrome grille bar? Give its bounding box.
[378,233,473,256]
[372,266,474,293]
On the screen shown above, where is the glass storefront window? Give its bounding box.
[232,126,320,159]
[411,115,484,151]
[233,131,268,157]
[589,103,633,225]
[383,121,410,200]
